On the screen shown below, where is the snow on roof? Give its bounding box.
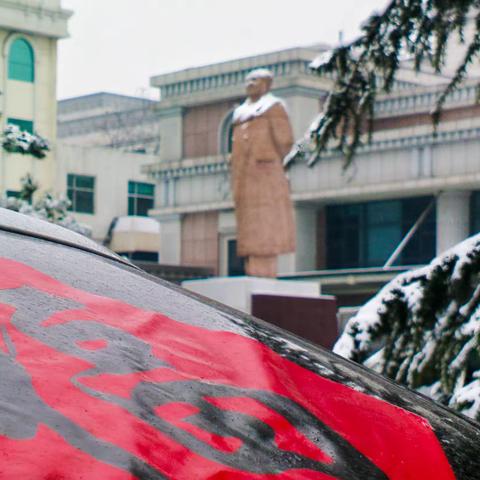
[310,49,335,70]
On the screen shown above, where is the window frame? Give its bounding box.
[67,174,95,214]
[7,118,34,134]
[471,191,480,235]
[8,38,35,83]
[326,197,436,269]
[128,181,155,216]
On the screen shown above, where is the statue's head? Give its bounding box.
[245,68,273,101]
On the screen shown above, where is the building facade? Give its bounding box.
[55,143,159,244]
[0,0,71,196]
[144,46,480,305]
[58,92,161,154]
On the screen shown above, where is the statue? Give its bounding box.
[230,69,296,278]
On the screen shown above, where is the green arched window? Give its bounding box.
[8,38,35,82]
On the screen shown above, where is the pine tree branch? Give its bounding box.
[310,0,480,169]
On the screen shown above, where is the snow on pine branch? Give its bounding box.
[334,233,480,420]
[310,49,335,70]
[2,124,50,159]
[0,193,92,238]
[1,175,92,237]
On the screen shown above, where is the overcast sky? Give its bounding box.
[58,0,388,100]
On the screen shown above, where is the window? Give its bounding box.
[366,201,402,266]
[8,38,34,82]
[67,174,95,214]
[6,190,20,199]
[118,251,159,262]
[128,181,155,216]
[472,192,480,234]
[227,239,245,276]
[219,111,235,155]
[326,197,436,269]
[7,118,34,134]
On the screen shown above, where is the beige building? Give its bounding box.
[143,45,480,306]
[0,0,71,196]
[55,142,159,246]
[58,92,161,155]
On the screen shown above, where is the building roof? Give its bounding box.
[58,92,156,122]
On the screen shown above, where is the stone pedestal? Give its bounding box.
[182,276,320,313]
[252,293,338,349]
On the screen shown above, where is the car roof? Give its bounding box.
[0,208,130,266]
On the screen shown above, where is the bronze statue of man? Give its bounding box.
[230,69,296,278]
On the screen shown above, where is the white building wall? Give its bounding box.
[154,214,182,265]
[436,191,471,255]
[282,93,320,140]
[0,0,70,196]
[158,107,183,162]
[56,143,157,242]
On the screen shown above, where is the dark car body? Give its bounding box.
[0,208,479,479]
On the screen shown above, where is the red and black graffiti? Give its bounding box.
[0,258,456,479]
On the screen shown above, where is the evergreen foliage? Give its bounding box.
[335,234,480,419]
[309,0,480,169]
[2,124,49,159]
[1,174,92,237]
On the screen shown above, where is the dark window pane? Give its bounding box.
[6,190,20,198]
[471,192,480,234]
[66,174,95,214]
[75,175,95,189]
[137,183,155,196]
[228,123,234,153]
[7,118,34,134]
[366,201,402,266]
[75,190,94,214]
[67,188,74,211]
[367,224,401,266]
[326,204,362,269]
[131,251,159,262]
[136,197,154,216]
[128,197,136,216]
[128,181,155,216]
[401,197,436,265]
[228,239,245,276]
[367,200,401,225]
[8,38,34,82]
[326,197,436,270]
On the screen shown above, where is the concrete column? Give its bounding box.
[280,92,320,140]
[157,107,184,162]
[154,213,182,265]
[436,191,471,255]
[278,205,317,274]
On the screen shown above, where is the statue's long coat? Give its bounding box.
[231,101,296,257]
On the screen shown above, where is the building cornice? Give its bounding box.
[0,0,72,39]
[153,49,333,109]
[375,81,479,119]
[151,46,328,86]
[143,125,480,181]
[143,155,228,180]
